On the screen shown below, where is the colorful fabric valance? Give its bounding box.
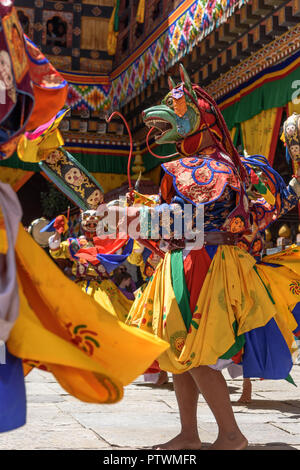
[219,49,300,130]
[110,0,250,108]
[59,20,300,121]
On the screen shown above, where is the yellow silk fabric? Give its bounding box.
[91,172,128,194]
[229,126,237,143]
[17,130,64,164]
[90,166,161,195]
[288,101,300,116]
[17,110,68,163]
[127,246,300,374]
[241,108,279,160]
[7,225,168,403]
[262,245,300,283]
[256,245,300,356]
[0,206,8,254]
[0,167,34,191]
[78,279,133,324]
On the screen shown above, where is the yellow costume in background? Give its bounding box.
[49,238,132,323]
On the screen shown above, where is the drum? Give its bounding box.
[28,217,52,248]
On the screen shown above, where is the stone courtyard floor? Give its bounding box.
[1,366,300,451]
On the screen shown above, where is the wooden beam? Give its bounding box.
[239,4,260,24]
[293,0,300,16]
[200,39,215,59]
[229,14,249,33]
[214,31,228,49]
[218,23,237,42]
[218,49,233,73]
[202,63,210,81]
[226,44,244,66]
[252,0,273,15]
[264,0,287,5]
[264,14,287,37]
[189,47,205,74]
[252,24,269,46]
[193,70,203,84]
[240,33,254,53]
[207,33,219,52]
[278,6,300,26]
[236,14,252,32]
[236,41,251,59]
[211,56,218,74]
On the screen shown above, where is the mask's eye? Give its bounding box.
[166,97,173,107]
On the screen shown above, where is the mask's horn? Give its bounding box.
[168,76,176,91]
[179,63,193,93]
[135,171,142,191]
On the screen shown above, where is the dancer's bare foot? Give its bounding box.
[153,433,202,451]
[237,378,252,404]
[237,394,252,404]
[210,433,248,450]
[155,370,169,386]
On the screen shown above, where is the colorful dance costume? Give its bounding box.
[0,1,167,432]
[48,211,133,323]
[127,243,165,378]
[125,66,300,381]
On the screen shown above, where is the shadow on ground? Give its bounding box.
[231,399,300,415]
[247,442,298,450]
[135,382,174,391]
[120,442,298,451]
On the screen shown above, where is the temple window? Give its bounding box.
[46,16,67,48]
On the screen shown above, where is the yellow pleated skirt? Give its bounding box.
[126,245,300,375]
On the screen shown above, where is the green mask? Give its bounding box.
[142,64,200,144]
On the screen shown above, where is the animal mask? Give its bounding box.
[80,210,101,234]
[142,65,199,145]
[142,64,248,182]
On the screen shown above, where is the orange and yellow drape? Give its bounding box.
[7,225,168,403]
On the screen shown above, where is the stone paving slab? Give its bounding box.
[1,367,300,450]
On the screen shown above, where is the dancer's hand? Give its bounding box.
[53,231,61,242]
[48,231,61,250]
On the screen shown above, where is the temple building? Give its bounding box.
[1,0,300,245]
